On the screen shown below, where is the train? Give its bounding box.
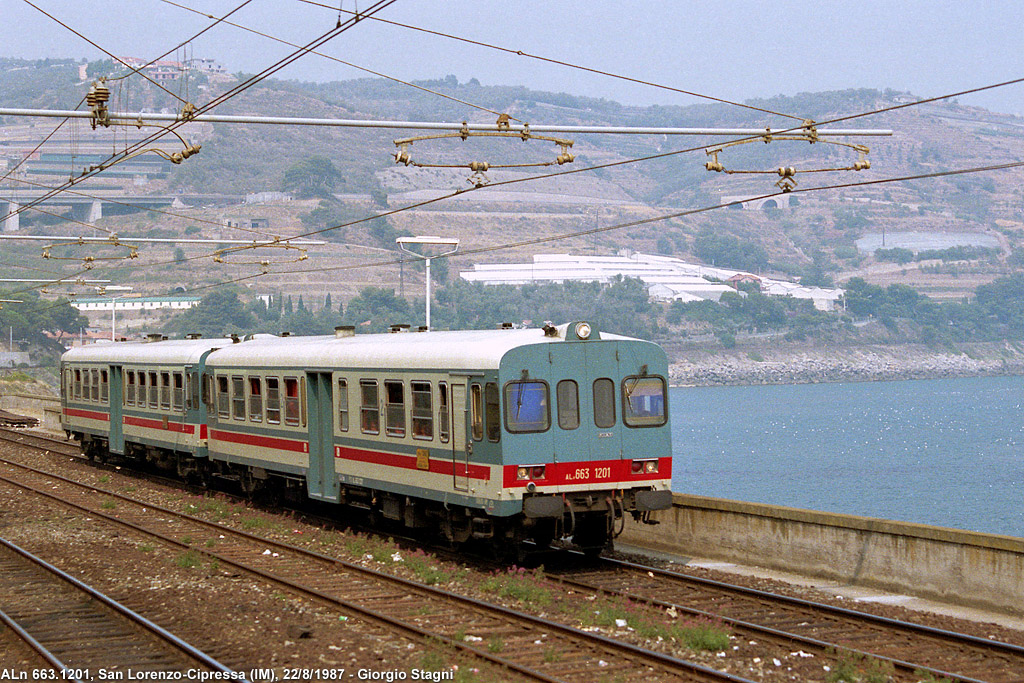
[60,321,673,555]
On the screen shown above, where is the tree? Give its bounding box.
[163,290,255,338]
[282,156,344,199]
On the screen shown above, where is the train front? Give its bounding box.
[498,321,673,553]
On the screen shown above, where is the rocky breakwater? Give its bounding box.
[668,342,1024,386]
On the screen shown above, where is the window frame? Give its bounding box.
[126,370,135,406]
[336,378,349,432]
[592,377,616,429]
[621,375,669,428]
[160,371,171,410]
[503,380,551,434]
[148,371,159,409]
[437,381,450,443]
[216,375,230,419]
[284,376,301,427]
[266,376,281,424]
[359,379,380,435]
[384,380,406,438]
[231,375,246,421]
[556,379,580,430]
[411,381,433,441]
[248,376,263,423]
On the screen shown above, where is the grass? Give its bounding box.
[99,499,116,510]
[241,516,270,530]
[98,475,111,484]
[138,543,155,553]
[174,550,202,569]
[479,566,555,607]
[576,596,731,652]
[826,650,895,683]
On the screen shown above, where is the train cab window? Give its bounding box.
[148,372,159,409]
[216,376,230,418]
[160,372,171,410]
[100,370,109,404]
[232,376,246,420]
[504,381,549,433]
[266,377,281,424]
[74,369,82,400]
[622,376,668,427]
[593,378,616,428]
[248,377,263,422]
[336,378,349,432]
[411,381,432,440]
[126,370,136,406]
[385,380,405,437]
[92,369,100,401]
[284,377,301,427]
[556,380,580,430]
[485,382,500,442]
[360,380,379,435]
[470,384,483,441]
[437,382,450,443]
[172,373,184,411]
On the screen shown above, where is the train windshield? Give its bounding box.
[622,376,667,427]
[504,381,550,433]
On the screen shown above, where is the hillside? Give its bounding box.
[2,58,1024,345]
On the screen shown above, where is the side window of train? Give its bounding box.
[485,382,500,442]
[126,370,135,406]
[411,381,432,441]
[622,375,668,427]
[100,369,109,404]
[557,380,580,430]
[82,369,92,402]
[470,384,483,441]
[160,372,171,410]
[284,377,301,427]
[74,368,82,399]
[385,380,405,438]
[148,371,159,409]
[592,378,616,428]
[266,377,281,424]
[336,378,349,432]
[248,377,263,423]
[92,369,100,401]
[187,372,199,411]
[216,375,230,418]
[437,382,450,443]
[232,376,246,420]
[138,371,147,407]
[360,380,379,435]
[504,381,550,433]
[173,372,184,411]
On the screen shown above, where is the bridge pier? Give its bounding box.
[0,201,20,232]
[71,199,103,223]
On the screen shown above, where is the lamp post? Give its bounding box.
[99,286,133,341]
[396,236,460,331]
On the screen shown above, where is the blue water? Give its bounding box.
[670,376,1024,538]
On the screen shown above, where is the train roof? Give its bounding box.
[205,324,651,371]
[61,337,236,365]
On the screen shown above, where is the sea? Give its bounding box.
[670,375,1024,538]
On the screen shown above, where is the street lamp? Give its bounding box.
[396,236,460,331]
[98,286,133,341]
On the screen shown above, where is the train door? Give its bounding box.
[450,382,469,491]
[305,371,339,502]
[109,365,125,455]
[585,344,623,462]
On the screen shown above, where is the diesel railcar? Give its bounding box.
[61,322,673,553]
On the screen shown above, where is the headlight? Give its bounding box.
[517,467,530,480]
[575,322,592,339]
[518,465,547,481]
[632,459,658,474]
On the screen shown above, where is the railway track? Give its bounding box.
[8,426,1024,682]
[0,441,758,683]
[0,536,238,677]
[547,556,1024,683]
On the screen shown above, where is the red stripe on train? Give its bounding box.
[210,429,308,453]
[63,407,109,422]
[502,457,672,488]
[334,445,490,481]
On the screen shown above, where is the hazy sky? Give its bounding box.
[4,0,1024,117]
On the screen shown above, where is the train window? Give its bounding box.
[187,372,199,411]
[437,382,450,443]
[232,376,246,420]
[360,380,379,435]
[160,372,171,410]
[82,370,91,402]
[337,378,349,432]
[216,376,230,418]
[266,377,281,424]
[74,369,82,399]
[470,384,483,441]
[485,382,500,442]
[556,380,580,430]
[504,381,549,433]
[139,371,147,408]
[411,381,432,440]
[385,380,405,437]
[593,378,616,428]
[100,370,109,404]
[92,369,100,401]
[148,372,159,409]
[172,373,184,411]
[284,377,301,426]
[248,377,263,422]
[622,376,668,427]
[126,370,135,406]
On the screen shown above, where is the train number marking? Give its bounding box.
[595,466,612,479]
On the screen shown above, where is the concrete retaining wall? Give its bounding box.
[0,392,61,431]
[620,493,1024,617]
